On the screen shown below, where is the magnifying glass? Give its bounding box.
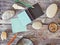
[16,37,34,45]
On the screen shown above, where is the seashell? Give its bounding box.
[1,32,7,40]
[2,10,15,20]
[12,4,25,9]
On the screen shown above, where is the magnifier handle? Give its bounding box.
[7,34,17,45]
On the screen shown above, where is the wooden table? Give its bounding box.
[0,0,60,45]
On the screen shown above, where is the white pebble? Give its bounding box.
[32,21,42,29]
[46,4,58,18]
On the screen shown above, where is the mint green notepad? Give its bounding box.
[11,11,31,33]
[11,18,27,33]
[17,11,31,26]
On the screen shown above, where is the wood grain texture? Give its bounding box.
[0,0,60,45]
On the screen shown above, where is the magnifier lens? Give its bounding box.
[17,38,33,45]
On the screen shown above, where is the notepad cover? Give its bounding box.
[17,11,32,26]
[27,3,44,20]
[11,18,27,33]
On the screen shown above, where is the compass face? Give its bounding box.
[48,22,58,33]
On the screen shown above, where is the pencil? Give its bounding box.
[15,0,34,8]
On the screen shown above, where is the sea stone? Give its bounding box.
[46,4,58,18]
